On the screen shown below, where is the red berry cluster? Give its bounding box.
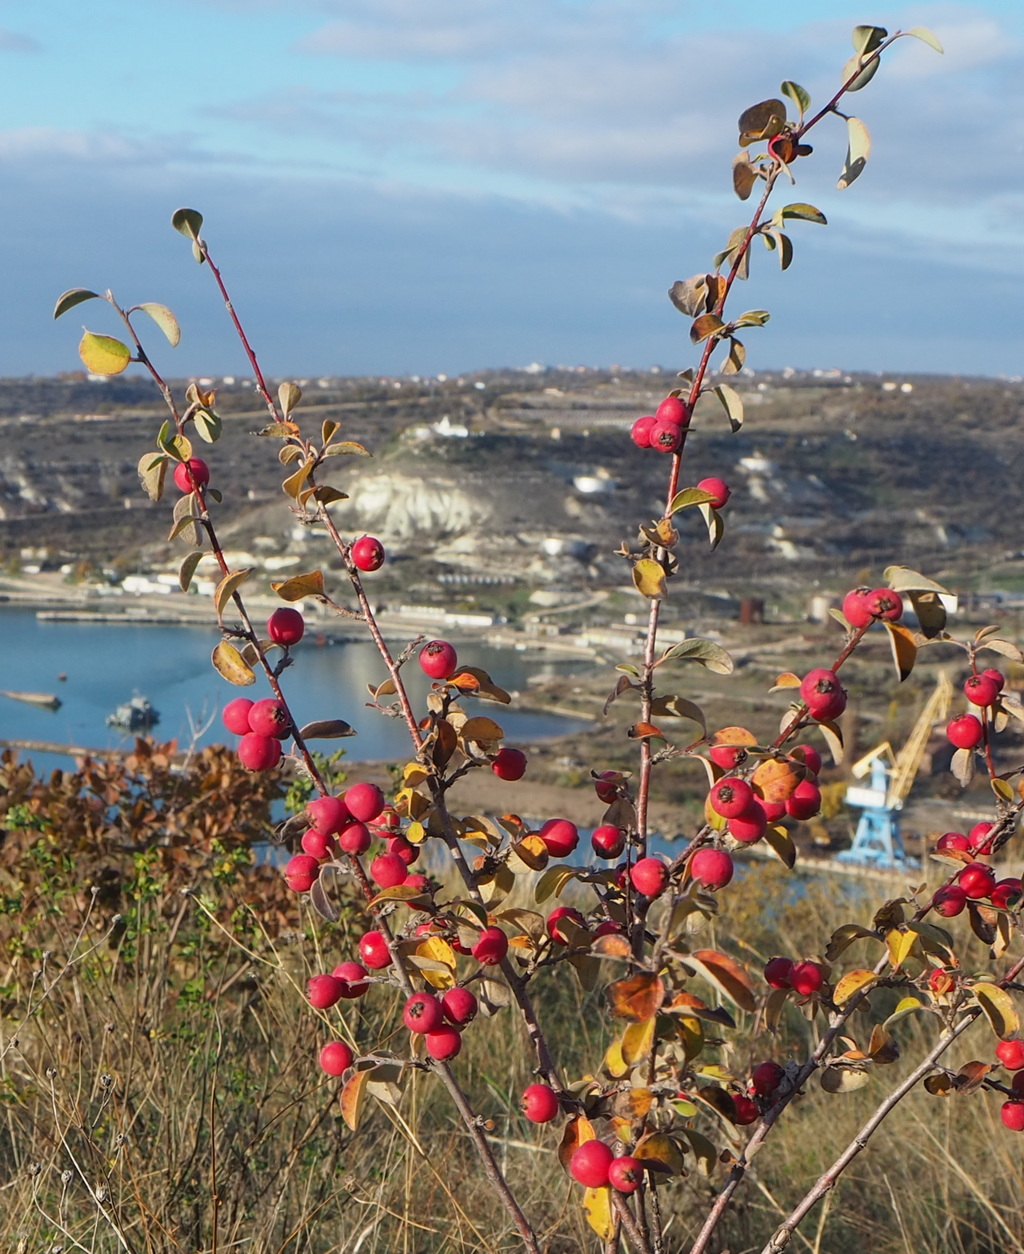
[763,955,826,997]
[946,668,1004,751]
[841,585,903,629]
[222,696,291,771]
[631,394,689,454]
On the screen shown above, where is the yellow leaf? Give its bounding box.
[632,558,667,600]
[833,969,879,1007]
[414,937,457,990]
[79,330,131,375]
[582,1187,615,1240]
[271,570,325,601]
[460,716,505,743]
[973,982,1020,1039]
[753,757,799,802]
[211,641,256,687]
[634,1132,686,1175]
[604,1039,628,1078]
[886,929,917,972]
[622,1017,655,1065]
[558,1114,596,1171]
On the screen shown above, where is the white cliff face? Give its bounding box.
[337,473,492,541]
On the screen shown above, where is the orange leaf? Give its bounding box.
[752,757,799,802]
[340,1069,369,1131]
[607,972,666,1022]
[688,949,757,1013]
[558,1114,596,1171]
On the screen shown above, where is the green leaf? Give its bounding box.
[732,309,770,329]
[721,337,746,374]
[214,568,253,619]
[780,80,811,116]
[773,202,827,227]
[737,98,787,147]
[841,50,881,93]
[134,302,181,347]
[732,152,757,201]
[837,117,872,189]
[194,409,222,443]
[279,381,302,416]
[699,503,725,552]
[53,288,100,320]
[668,275,710,317]
[712,384,744,433]
[322,441,371,457]
[137,451,167,502]
[171,207,204,239]
[669,486,717,514]
[660,638,733,675]
[852,25,888,57]
[905,26,943,54]
[179,551,203,593]
[297,719,357,740]
[883,566,950,595]
[79,330,131,376]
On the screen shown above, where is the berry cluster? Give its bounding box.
[946,668,1005,751]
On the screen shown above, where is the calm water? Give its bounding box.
[1,608,590,774]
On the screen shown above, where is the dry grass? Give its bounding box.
[2,833,1022,1254]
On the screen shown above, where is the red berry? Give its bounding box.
[992,878,1022,910]
[237,733,282,772]
[996,1039,1024,1071]
[593,770,621,803]
[928,968,954,996]
[491,747,527,781]
[729,805,767,844]
[1001,1100,1024,1132]
[865,588,902,621]
[521,1083,560,1123]
[710,776,755,819]
[222,697,255,735]
[370,852,408,889]
[358,930,392,969]
[931,884,968,917]
[345,781,385,823]
[538,818,579,858]
[785,779,822,822]
[655,395,688,425]
[351,535,386,572]
[841,587,873,629]
[958,861,996,900]
[964,673,1000,707]
[267,607,305,647]
[284,853,319,893]
[419,640,458,680]
[547,906,585,945]
[301,829,332,858]
[591,824,626,859]
[982,667,1005,693]
[630,857,668,898]
[764,957,794,989]
[791,744,822,776]
[247,697,291,740]
[403,992,444,1035]
[709,743,747,771]
[947,715,984,750]
[307,795,349,836]
[319,1041,354,1076]
[173,457,210,493]
[731,1093,759,1125]
[697,476,730,509]
[751,1061,785,1098]
[472,926,508,965]
[799,669,847,722]
[387,835,419,866]
[307,974,345,1010]
[371,807,402,835]
[630,415,656,448]
[651,420,683,453]
[331,961,370,999]
[403,872,433,895]
[690,848,733,890]
[441,987,478,1027]
[969,822,995,854]
[608,1156,643,1194]
[757,796,787,824]
[425,1025,462,1060]
[789,961,824,997]
[935,831,970,854]
[337,821,371,855]
[593,920,624,938]
[569,1140,614,1188]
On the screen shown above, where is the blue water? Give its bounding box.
[1,607,590,774]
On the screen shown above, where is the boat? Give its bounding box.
[106,695,160,732]
[0,690,62,710]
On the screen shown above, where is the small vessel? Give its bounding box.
[0,690,62,710]
[106,695,160,732]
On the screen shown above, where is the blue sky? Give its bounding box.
[1,1,1021,378]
